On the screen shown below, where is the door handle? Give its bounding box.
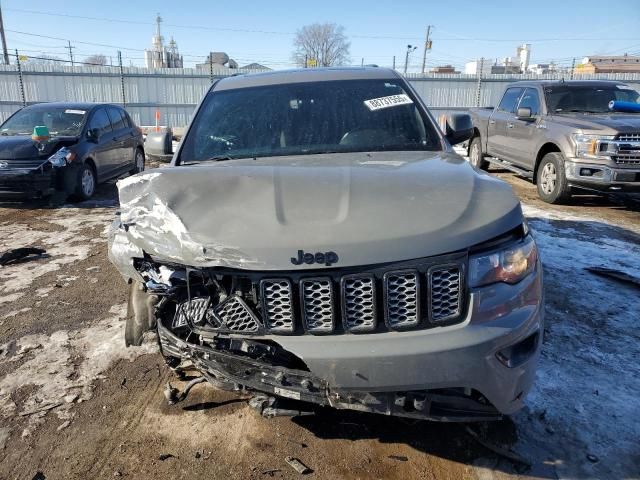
[507,123,514,129]
[489,120,496,125]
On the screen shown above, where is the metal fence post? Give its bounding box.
[118,51,126,106]
[475,57,484,107]
[15,49,25,106]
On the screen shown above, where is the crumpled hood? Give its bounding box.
[0,136,76,160]
[114,151,523,271]
[549,113,640,134]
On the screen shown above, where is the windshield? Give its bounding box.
[179,79,441,162]
[545,85,640,113]
[0,107,87,136]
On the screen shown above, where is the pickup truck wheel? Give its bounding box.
[469,137,488,170]
[536,152,571,204]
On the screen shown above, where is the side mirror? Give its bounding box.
[445,113,474,146]
[516,107,533,120]
[87,127,100,142]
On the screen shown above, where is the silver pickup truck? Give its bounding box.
[469,80,640,203]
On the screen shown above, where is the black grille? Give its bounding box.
[172,256,465,336]
[300,277,335,333]
[260,279,295,333]
[212,295,261,333]
[384,271,420,329]
[341,274,377,332]
[429,266,462,323]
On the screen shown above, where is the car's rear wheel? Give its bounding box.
[469,136,488,170]
[130,149,145,175]
[75,163,96,200]
[536,152,571,204]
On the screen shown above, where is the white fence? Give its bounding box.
[1,64,640,126]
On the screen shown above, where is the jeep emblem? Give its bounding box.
[291,250,339,267]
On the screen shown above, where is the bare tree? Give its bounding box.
[84,54,107,66]
[25,53,62,66]
[292,23,350,67]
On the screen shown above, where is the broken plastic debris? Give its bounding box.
[285,457,312,474]
[0,247,46,266]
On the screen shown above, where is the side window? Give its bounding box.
[89,108,112,136]
[122,111,132,128]
[107,107,126,130]
[497,88,524,113]
[518,88,541,115]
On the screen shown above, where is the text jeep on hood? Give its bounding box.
[109,67,544,422]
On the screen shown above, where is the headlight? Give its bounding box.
[572,134,616,159]
[48,147,76,167]
[469,235,538,288]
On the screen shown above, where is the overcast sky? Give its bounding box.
[3,0,640,70]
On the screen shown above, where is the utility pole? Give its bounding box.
[570,57,575,80]
[0,3,9,65]
[420,25,433,74]
[475,57,484,107]
[118,51,126,106]
[67,40,74,66]
[392,55,396,70]
[404,45,417,75]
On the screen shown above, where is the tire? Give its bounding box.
[469,136,489,170]
[74,163,96,200]
[129,148,145,175]
[536,152,571,204]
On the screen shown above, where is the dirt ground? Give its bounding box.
[0,162,638,480]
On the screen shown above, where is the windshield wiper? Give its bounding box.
[182,154,240,165]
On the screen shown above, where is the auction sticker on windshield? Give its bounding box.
[364,94,413,111]
[65,109,86,115]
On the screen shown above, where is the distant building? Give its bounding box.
[430,65,459,74]
[144,15,183,68]
[576,55,640,74]
[527,63,558,75]
[196,52,239,71]
[464,59,492,75]
[466,44,531,75]
[240,63,271,71]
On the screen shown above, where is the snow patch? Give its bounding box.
[518,203,640,478]
[0,304,157,438]
[0,207,114,303]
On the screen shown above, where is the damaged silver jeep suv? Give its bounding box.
[109,67,543,421]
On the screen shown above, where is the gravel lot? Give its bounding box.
[1,159,638,480]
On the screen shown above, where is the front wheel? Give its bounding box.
[469,137,489,170]
[130,149,145,175]
[75,163,96,200]
[536,152,571,204]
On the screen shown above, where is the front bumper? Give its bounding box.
[565,160,640,193]
[158,264,543,420]
[0,167,55,198]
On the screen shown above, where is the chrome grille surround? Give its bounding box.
[173,297,210,328]
[260,279,295,333]
[212,294,261,333]
[613,133,640,165]
[428,265,462,323]
[300,277,335,333]
[340,274,377,333]
[383,270,420,330]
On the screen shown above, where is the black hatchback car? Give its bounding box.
[0,102,145,200]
